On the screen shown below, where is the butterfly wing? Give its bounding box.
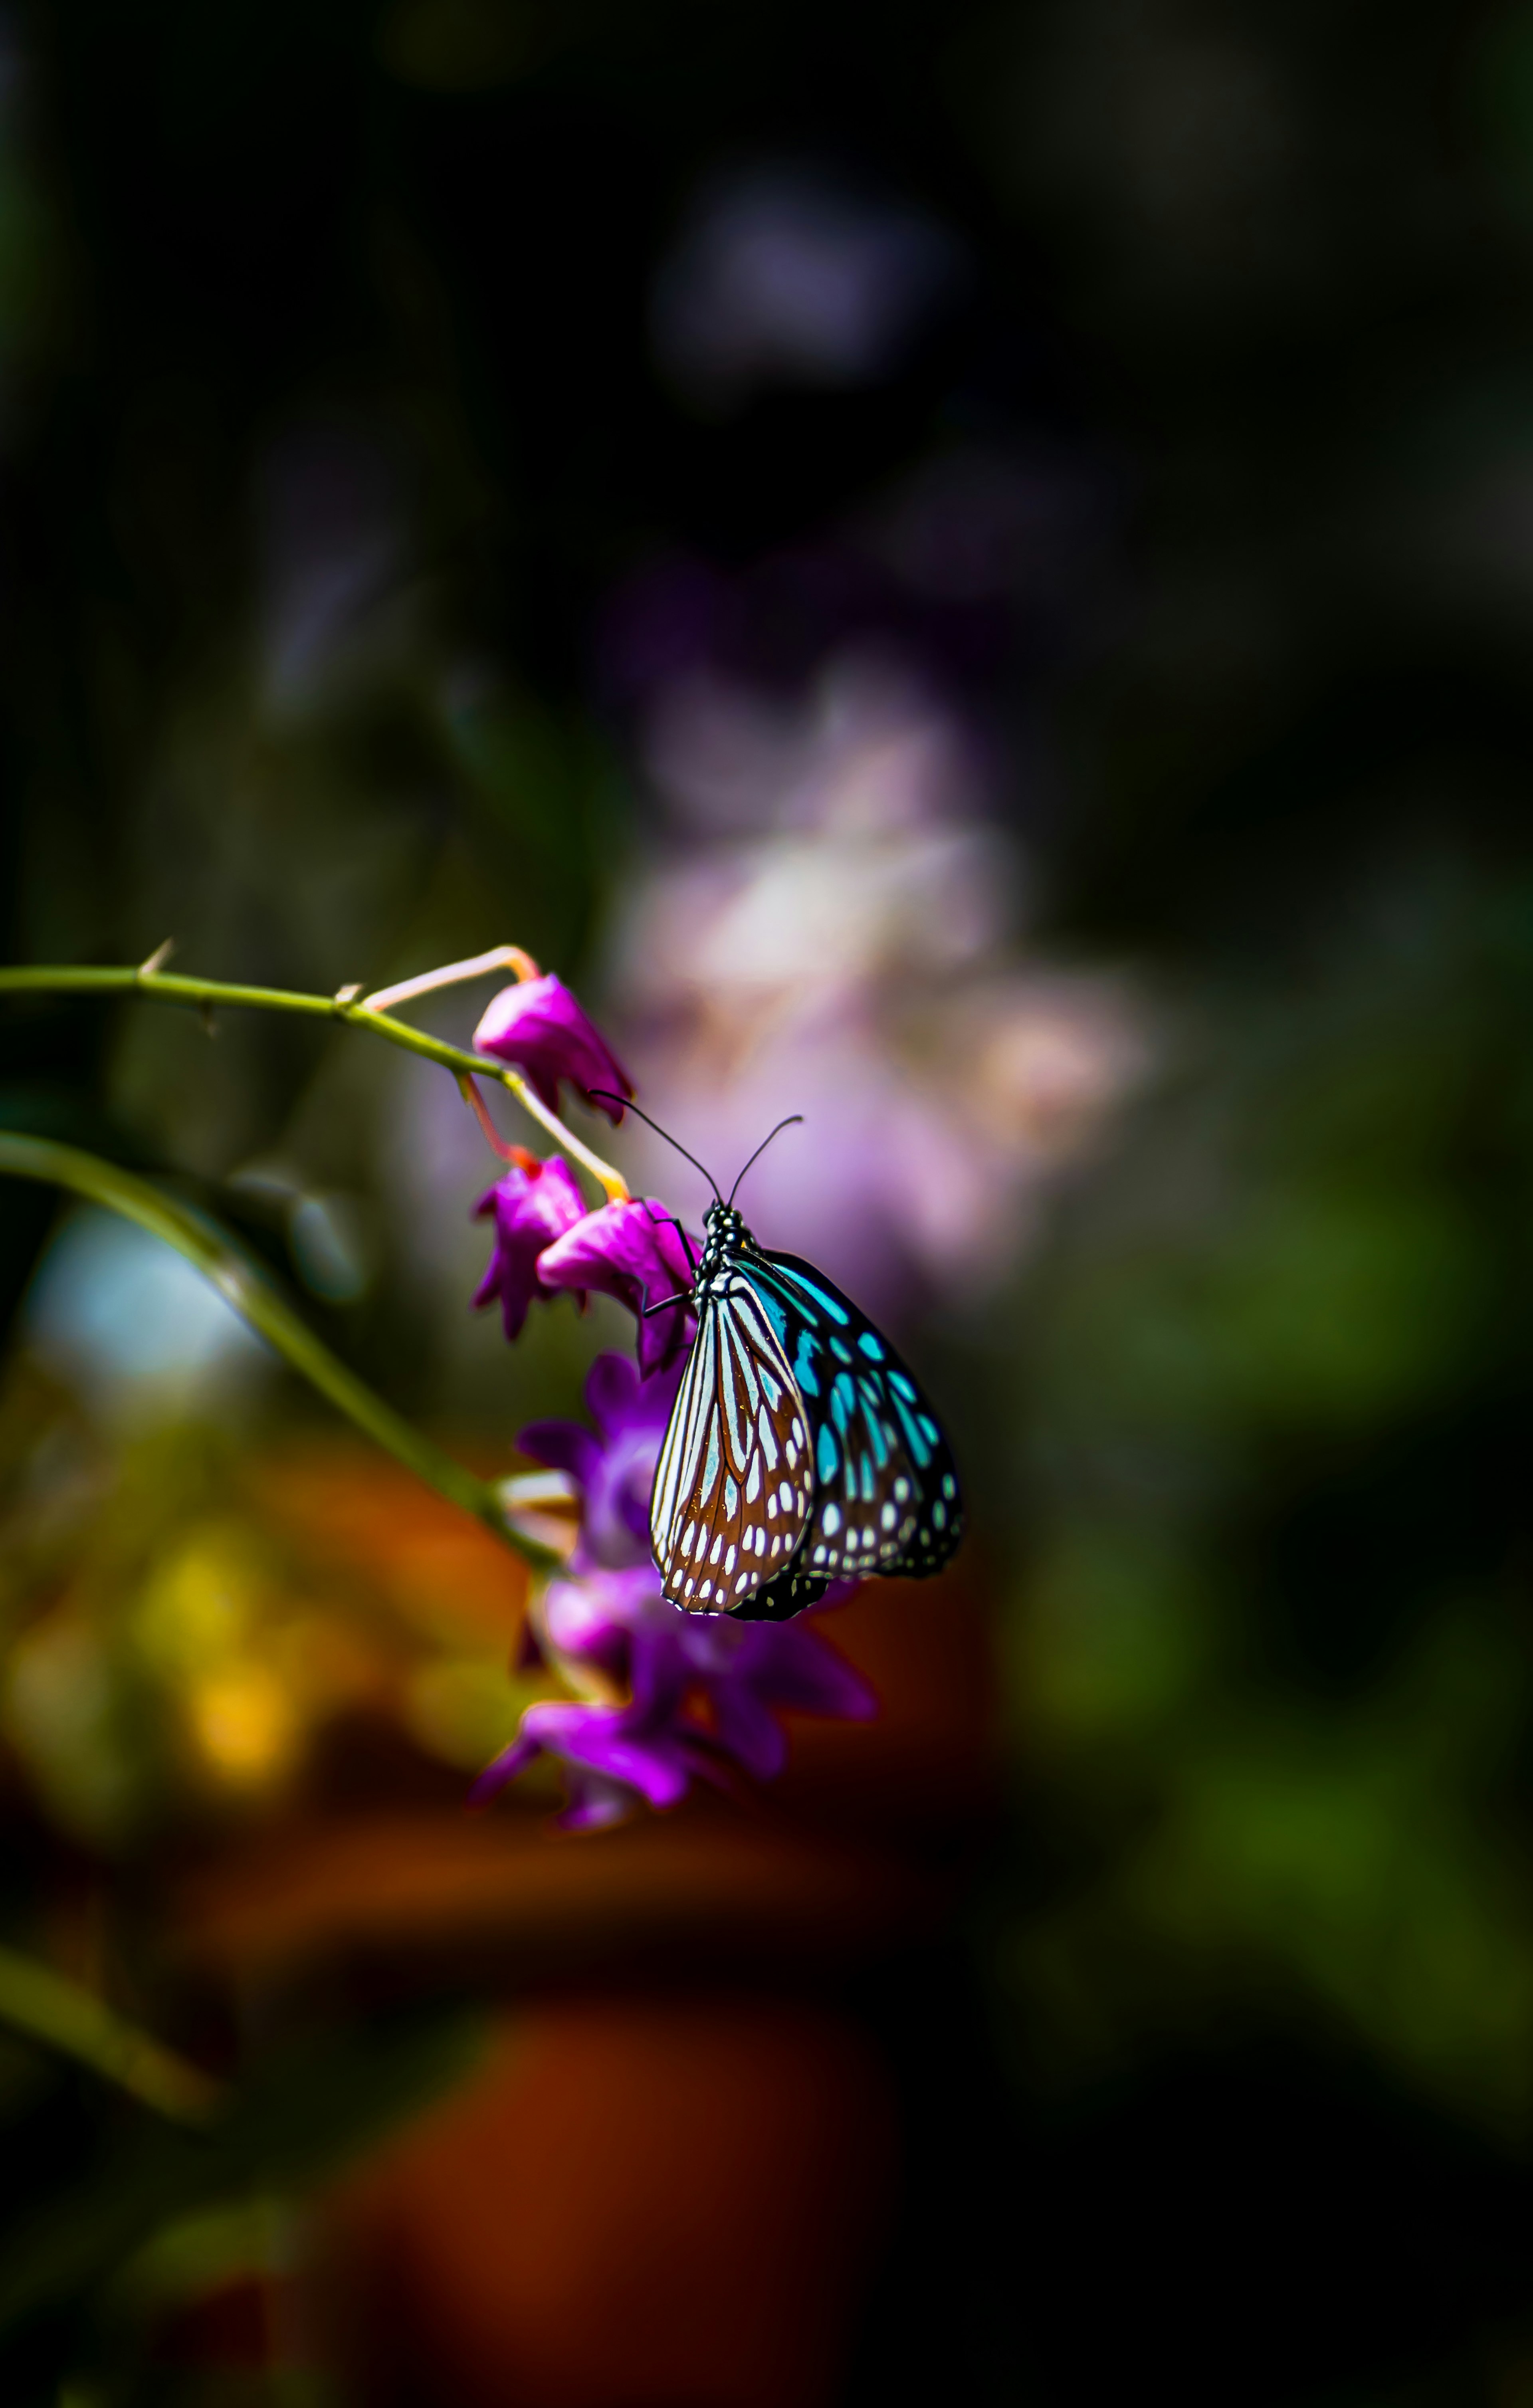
[733,1562,833,1622]
[736,1248,964,1587]
[649,1269,816,1615]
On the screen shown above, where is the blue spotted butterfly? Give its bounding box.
[596,1100,964,1622]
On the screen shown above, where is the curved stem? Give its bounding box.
[0,1134,561,1572]
[364,943,541,1015]
[458,1074,537,1168]
[0,963,630,1202]
[0,1941,222,2123]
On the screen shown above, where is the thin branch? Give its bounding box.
[458,1074,537,1168]
[0,963,630,1201]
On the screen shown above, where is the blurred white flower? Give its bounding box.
[607,649,1145,1316]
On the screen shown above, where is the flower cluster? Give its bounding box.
[469,972,696,1376]
[465,966,874,1828]
[475,1353,874,1828]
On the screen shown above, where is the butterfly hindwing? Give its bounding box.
[649,1269,816,1615]
[735,1249,964,1587]
[733,1563,834,1622]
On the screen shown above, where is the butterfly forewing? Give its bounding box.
[737,1251,964,1586]
[650,1269,816,1614]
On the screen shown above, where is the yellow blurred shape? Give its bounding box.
[188,1663,298,1789]
[134,1529,261,1674]
[1,1611,139,1841]
[404,1658,536,1772]
[273,1611,384,1712]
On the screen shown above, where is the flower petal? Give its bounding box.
[467,1729,542,1807]
[473,973,635,1124]
[538,1200,697,1375]
[516,1419,605,1494]
[520,1698,696,1809]
[557,1770,647,1831]
[471,1155,590,1340]
[734,1623,879,1720]
[705,1679,788,1781]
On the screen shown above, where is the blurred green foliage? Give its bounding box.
[1008,852,1533,2127]
[0,2004,485,2406]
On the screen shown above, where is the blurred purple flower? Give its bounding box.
[473,973,635,1125]
[472,1155,589,1340]
[537,1199,697,1377]
[471,1562,875,1829]
[652,164,965,407]
[520,1351,684,1572]
[600,646,1145,1319]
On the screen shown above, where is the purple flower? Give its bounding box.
[520,1352,683,1571]
[473,973,635,1125]
[481,1350,874,1827]
[537,1199,697,1377]
[471,1155,589,1340]
[470,1562,875,1828]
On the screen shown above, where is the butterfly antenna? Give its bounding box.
[727,1116,805,1209]
[587,1091,724,1204]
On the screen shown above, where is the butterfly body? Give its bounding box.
[650,1201,963,1620]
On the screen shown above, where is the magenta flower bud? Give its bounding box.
[536,1199,698,1377]
[471,1155,589,1340]
[472,973,635,1124]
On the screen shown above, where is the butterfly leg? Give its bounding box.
[641,1205,699,1276]
[639,1285,694,1320]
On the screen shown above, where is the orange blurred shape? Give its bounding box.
[248,1443,531,1649]
[323,1999,897,2408]
[782,1563,996,1819]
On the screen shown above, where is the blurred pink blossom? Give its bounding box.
[606,649,1145,1315]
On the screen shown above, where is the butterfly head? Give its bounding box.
[699,1201,748,1276]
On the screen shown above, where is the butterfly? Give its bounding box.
[594,1098,964,1622]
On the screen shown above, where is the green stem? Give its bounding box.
[0,963,629,1201]
[0,1941,222,2123]
[0,1134,560,1571]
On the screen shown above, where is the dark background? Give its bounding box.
[5,3,1533,2402]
